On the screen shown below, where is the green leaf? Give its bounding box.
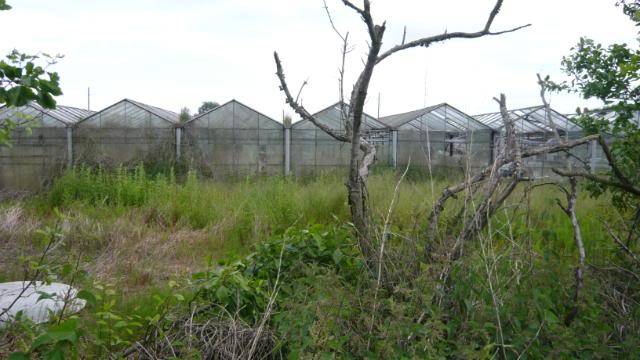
[216,285,229,300]
[0,0,12,11]
[76,289,97,307]
[543,309,559,325]
[114,320,128,328]
[8,352,29,360]
[36,291,56,303]
[31,334,54,350]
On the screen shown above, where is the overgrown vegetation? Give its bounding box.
[1,1,639,358]
[0,169,637,358]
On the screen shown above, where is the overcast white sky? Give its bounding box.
[2,0,637,121]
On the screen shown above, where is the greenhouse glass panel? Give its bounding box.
[473,105,588,177]
[290,101,391,175]
[0,102,90,191]
[74,99,177,168]
[381,103,493,173]
[181,100,285,177]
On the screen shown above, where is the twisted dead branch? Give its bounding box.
[427,134,599,242]
[537,73,563,143]
[553,135,640,196]
[274,0,529,272]
[555,177,585,326]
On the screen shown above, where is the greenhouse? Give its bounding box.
[290,101,391,175]
[0,97,611,191]
[474,105,589,177]
[180,99,284,178]
[73,99,179,169]
[379,103,494,173]
[0,102,92,191]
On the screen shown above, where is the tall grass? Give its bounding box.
[5,166,637,358]
[43,166,450,235]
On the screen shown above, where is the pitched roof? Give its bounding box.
[0,102,94,126]
[75,98,179,126]
[379,104,443,129]
[292,101,387,130]
[125,99,179,124]
[186,99,282,127]
[380,103,491,131]
[473,105,582,133]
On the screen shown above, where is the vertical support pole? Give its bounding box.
[284,125,291,176]
[589,139,597,173]
[175,127,182,161]
[391,129,398,169]
[66,127,73,169]
[489,131,495,165]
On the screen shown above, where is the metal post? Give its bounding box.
[175,127,182,161]
[489,131,495,165]
[66,127,73,169]
[590,139,597,173]
[284,126,291,176]
[391,129,398,169]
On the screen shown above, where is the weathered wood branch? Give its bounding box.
[552,168,640,196]
[427,122,599,241]
[597,135,635,189]
[376,0,530,64]
[605,221,640,265]
[537,73,562,143]
[561,177,585,326]
[521,134,599,158]
[342,0,376,40]
[453,94,520,253]
[273,52,350,143]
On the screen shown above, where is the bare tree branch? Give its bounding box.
[376,0,531,64]
[273,51,350,143]
[560,177,585,326]
[604,221,640,265]
[323,0,348,42]
[428,134,600,238]
[295,78,308,104]
[597,135,635,189]
[537,73,563,143]
[323,0,352,138]
[521,134,599,158]
[401,26,407,45]
[342,0,376,39]
[552,168,640,196]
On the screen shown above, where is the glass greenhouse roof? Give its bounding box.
[379,103,491,132]
[474,105,582,134]
[77,99,179,127]
[567,109,640,127]
[186,99,283,129]
[0,102,94,127]
[292,101,386,131]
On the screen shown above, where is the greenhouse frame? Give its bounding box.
[73,98,179,169]
[180,99,285,178]
[289,101,392,175]
[473,105,590,176]
[380,103,494,172]
[0,96,618,192]
[0,102,93,190]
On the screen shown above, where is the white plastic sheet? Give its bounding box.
[0,281,86,326]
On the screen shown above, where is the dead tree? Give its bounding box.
[555,176,585,325]
[274,0,530,271]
